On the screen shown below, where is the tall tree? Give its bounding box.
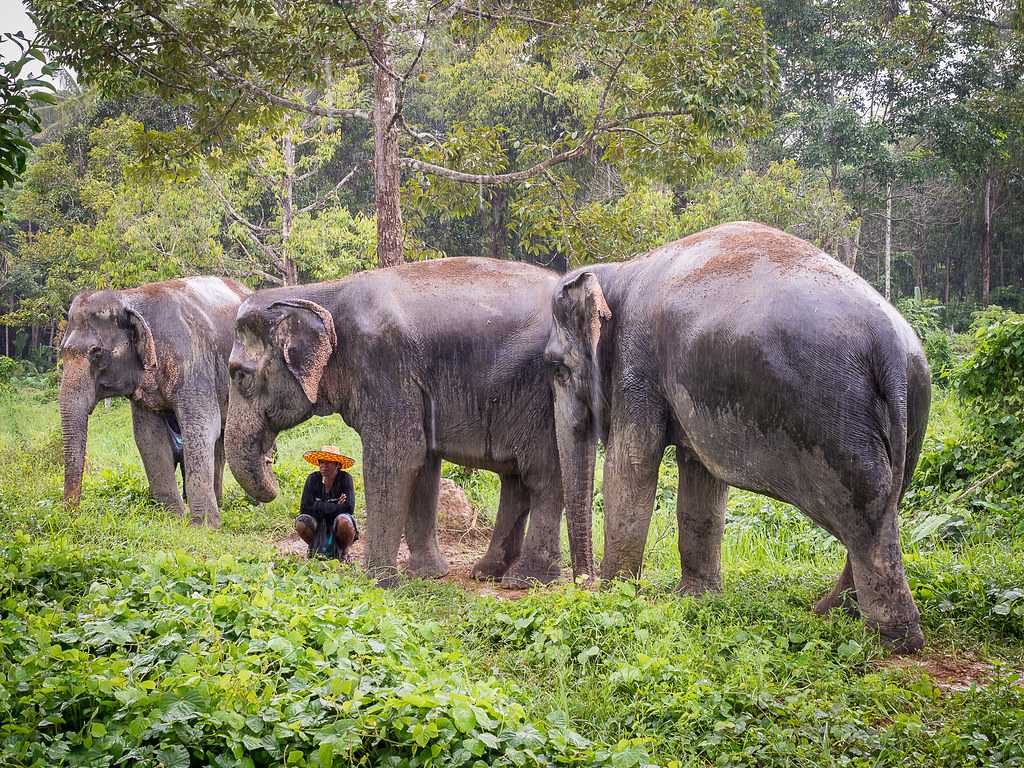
[31,0,777,267]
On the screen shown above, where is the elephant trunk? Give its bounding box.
[554,385,597,580]
[59,355,97,508]
[225,392,279,503]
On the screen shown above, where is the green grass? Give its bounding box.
[1,381,1023,767]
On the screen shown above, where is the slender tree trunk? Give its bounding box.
[942,247,950,305]
[840,217,861,270]
[483,187,508,260]
[981,171,992,306]
[884,182,892,301]
[372,34,404,269]
[281,132,298,286]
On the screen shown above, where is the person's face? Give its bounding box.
[318,459,339,480]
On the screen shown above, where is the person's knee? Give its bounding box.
[295,514,317,543]
[335,514,356,550]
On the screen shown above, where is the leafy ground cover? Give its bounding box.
[1,374,1023,767]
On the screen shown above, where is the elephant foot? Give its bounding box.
[499,557,561,589]
[673,573,722,597]
[871,620,925,655]
[470,555,513,582]
[813,587,860,618]
[404,551,449,580]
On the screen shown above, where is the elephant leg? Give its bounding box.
[362,430,426,588]
[674,450,728,596]
[177,398,222,528]
[845,515,922,653]
[404,453,448,579]
[600,419,665,581]
[813,555,860,617]
[500,473,562,588]
[130,402,185,516]
[472,474,529,581]
[213,434,225,508]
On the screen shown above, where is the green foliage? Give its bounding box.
[896,298,954,378]
[910,309,1024,541]
[0,33,57,215]
[674,160,855,249]
[0,538,655,768]
[2,378,1024,768]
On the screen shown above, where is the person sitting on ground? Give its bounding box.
[295,445,358,560]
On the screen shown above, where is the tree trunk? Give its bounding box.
[884,182,892,301]
[839,218,861,271]
[981,171,992,306]
[372,33,404,269]
[483,187,508,260]
[281,132,298,286]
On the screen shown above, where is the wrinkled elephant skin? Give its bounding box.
[548,222,931,653]
[59,277,250,526]
[225,258,583,588]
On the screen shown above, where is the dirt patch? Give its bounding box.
[878,652,1023,693]
[672,222,826,285]
[272,485,563,600]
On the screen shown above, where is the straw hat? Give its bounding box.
[303,445,355,470]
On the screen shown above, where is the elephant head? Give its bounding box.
[59,291,158,507]
[225,298,337,503]
[544,272,611,580]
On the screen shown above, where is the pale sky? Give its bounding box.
[1,0,50,79]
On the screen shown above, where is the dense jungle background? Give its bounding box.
[1,0,1023,766]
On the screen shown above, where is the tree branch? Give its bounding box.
[401,110,685,185]
[297,163,364,214]
[141,7,372,122]
[451,3,561,28]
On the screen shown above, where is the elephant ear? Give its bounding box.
[555,272,611,359]
[126,307,158,375]
[269,299,337,404]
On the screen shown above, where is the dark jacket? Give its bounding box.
[300,470,356,526]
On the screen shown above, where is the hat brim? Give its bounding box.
[303,451,355,470]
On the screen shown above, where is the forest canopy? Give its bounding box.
[0,0,1021,361]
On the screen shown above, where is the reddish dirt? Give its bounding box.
[878,652,1024,693]
[273,522,565,600]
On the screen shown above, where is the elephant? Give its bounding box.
[224,257,588,587]
[544,221,931,652]
[60,276,251,525]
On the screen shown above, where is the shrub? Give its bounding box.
[896,298,953,379]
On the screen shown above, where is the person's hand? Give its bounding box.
[337,493,347,505]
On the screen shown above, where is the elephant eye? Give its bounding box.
[230,362,257,397]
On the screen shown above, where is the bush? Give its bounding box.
[895,298,953,378]
[910,308,1024,533]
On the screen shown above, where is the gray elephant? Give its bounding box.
[225,258,587,586]
[544,222,930,652]
[60,276,251,525]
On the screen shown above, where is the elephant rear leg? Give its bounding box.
[813,556,859,617]
[131,403,185,517]
[810,479,922,652]
[501,473,563,588]
[404,453,448,579]
[674,450,728,597]
[846,517,922,653]
[213,434,225,508]
[472,474,529,581]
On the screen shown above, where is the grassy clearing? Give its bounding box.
[1,382,1023,767]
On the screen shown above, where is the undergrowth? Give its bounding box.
[1,351,1023,767]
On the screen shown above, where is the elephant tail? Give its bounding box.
[876,348,925,518]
